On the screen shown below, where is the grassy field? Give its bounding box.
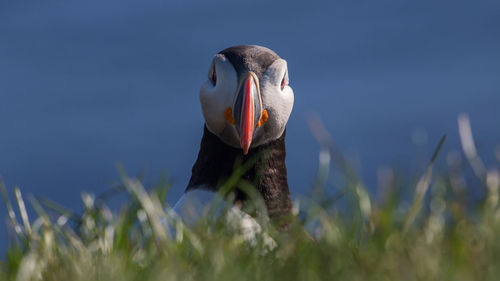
[1,118,500,281]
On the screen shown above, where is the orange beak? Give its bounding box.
[234,72,261,155]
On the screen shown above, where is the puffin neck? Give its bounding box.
[186,125,292,219]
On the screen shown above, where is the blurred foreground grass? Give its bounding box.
[2,115,500,281]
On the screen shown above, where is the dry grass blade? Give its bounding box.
[3,116,500,281]
[36,196,82,224]
[307,115,372,222]
[458,114,486,180]
[122,177,169,243]
[403,134,446,234]
[14,187,31,237]
[0,179,23,235]
[307,115,360,186]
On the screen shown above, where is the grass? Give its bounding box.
[1,115,500,281]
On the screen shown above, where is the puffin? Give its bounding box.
[174,45,295,225]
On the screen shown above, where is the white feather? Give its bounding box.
[200,54,238,139]
[173,188,220,226]
[256,59,294,146]
[172,189,276,250]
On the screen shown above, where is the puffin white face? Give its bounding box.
[200,45,294,154]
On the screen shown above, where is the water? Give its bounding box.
[1,0,499,252]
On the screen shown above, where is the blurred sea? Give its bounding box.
[1,0,499,252]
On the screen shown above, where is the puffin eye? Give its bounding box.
[210,65,217,86]
[280,71,286,90]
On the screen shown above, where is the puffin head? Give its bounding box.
[200,45,294,155]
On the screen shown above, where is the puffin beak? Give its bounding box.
[233,72,262,155]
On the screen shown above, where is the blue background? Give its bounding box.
[1,0,499,252]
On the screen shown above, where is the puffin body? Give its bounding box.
[174,45,294,222]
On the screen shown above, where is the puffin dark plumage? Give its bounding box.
[175,45,294,224]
